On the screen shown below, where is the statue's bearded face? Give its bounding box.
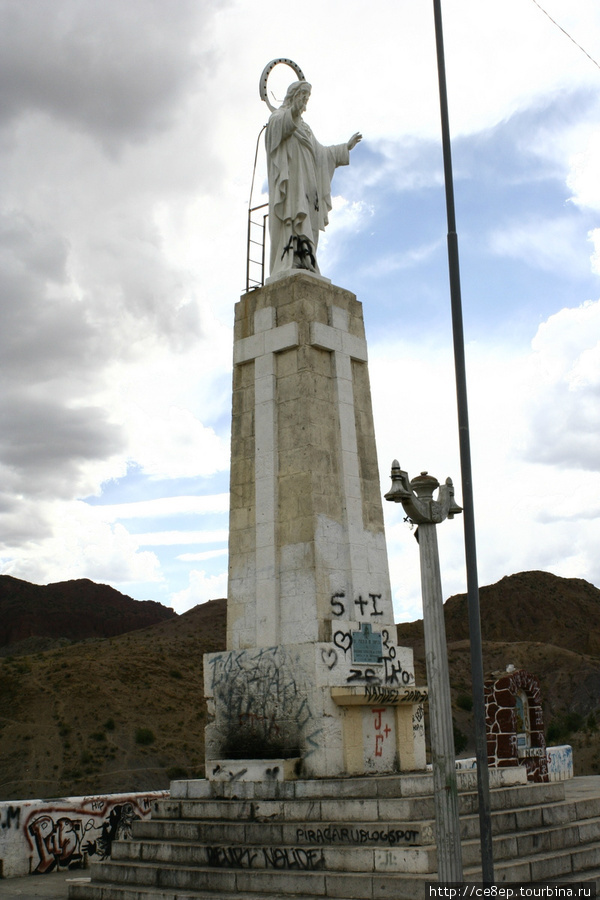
[293,87,311,115]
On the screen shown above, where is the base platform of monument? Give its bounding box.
[68,768,600,900]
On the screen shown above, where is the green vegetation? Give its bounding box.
[135,727,156,746]
[546,711,584,744]
[453,721,468,755]
[165,765,188,780]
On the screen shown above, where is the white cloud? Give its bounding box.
[177,549,228,563]
[522,300,600,471]
[95,494,229,521]
[319,198,374,271]
[122,406,228,480]
[133,530,228,547]
[169,569,228,614]
[0,0,215,145]
[356,241,442,280]
[1,500,161,586]
[568,130,600,212]
[488,216,591,277]
[371,295,600,621]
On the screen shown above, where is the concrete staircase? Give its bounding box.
[68,769,600,900]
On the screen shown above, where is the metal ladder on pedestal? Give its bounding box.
[245,202,268,292]
[245,125,268,292]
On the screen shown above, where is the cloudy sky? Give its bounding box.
[1,0,599,621]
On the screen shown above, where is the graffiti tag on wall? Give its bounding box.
[207,646,322,758]
[206,845,325,870]
[18,793,167,876]
[327,593,415,688]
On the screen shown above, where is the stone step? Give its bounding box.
[135,817,435,847]
[68,860,429,898]
[170,767,528,802]
[66,779,600,900]
[462,816,600,867]
[110,835,438,874]
[136,792,590,850]
[112,813,600,876]
[69,846,600,900]
[464,841,600,883]
[154,781,564,826]
[551,865,600,888]
[68,884,422,900]
[69,843,600,900]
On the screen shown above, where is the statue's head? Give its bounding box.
[282,80,312,110]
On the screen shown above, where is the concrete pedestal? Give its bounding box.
[204,274,426,778]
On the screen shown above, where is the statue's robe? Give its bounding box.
[265,106,349,278]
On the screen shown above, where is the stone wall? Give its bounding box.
[448,745,572,781]
[485,668,549,783]
[0,790,168,879]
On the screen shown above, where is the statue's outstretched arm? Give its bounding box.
[347,132,362,151]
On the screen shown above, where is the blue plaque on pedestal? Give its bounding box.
[352,622,383,664]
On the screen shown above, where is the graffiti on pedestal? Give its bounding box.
[296,824,420,845]
[207,646,322,758]
[412,703,426,741]
[205,844,325,870]
[328,606,415,687]
[329,591,383,619]
[320,647,338,670]
[372,707,392,758]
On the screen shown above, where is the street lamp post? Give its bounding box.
[385,461,464,883]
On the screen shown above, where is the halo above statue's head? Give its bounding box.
[259,59,306,112]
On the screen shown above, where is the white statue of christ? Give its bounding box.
[265,80,361,279]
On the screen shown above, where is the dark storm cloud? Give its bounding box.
[0,0,215,145]
[0,395,124,494]
[0,0,223,524]
[0,212,96,381]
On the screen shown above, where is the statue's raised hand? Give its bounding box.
[347,132,362,151]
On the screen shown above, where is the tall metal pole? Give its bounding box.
[432,0,494,882]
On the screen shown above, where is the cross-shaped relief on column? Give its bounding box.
[232,307,299,647]
[310,305,369,602]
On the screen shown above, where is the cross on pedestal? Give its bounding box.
[233,307,298,646]
[310,307,368,600]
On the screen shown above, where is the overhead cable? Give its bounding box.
[530,0,600,73]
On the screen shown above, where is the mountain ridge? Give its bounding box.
[1,570,599,800]
[0,575,176,655]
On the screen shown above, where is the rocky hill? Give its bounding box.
[1,570,599,801]
[397,571,600,774]
[397,570,600,656]
[0,575,176,655]
[0,597,226,801]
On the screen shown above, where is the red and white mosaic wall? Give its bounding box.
[484,668,549,783]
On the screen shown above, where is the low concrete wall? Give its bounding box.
[546,744,574,781]
[446,745,573,782]
[0,790,169,879]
